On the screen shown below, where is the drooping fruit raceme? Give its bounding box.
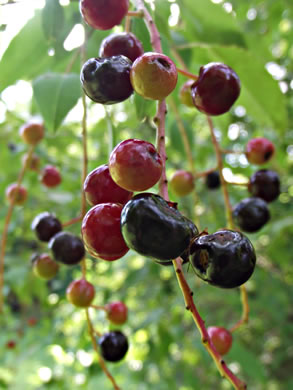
[99,32,144,62]
[80,56,133,104]
[121,193,198,261]
[98,331,129,362]
[130,52,178,100]
[246,137,275,165]
[207,326,233,355]
[81,203,129,261]
[84,164,133,206]
[248,169,280,203]
[66,279,95,308]
[191,62,241,116]
[80,0,129,30]
[109,139,163,192]
[190,229,256,288]
[233,197,270,233]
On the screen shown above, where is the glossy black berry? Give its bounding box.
[49,232,85,265]
[233,197,270,233]
[206,171,221,189]
[191,62,241,116]
[31,212,62,242]
[99,32,144,62]
[98,331,129,362]
[190,229,256,288]
[80,55,133,104]
[248,169,280,203]
[121,193,198,261]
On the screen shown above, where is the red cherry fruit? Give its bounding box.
[109,139,163,192]
[106,301,128,325]
[170,170,194,197]
[66,279,95,308]
[27,317,38,327]
[41,165,62,188]
[207,326,233,355]
[80,0,129,30]
[19,122,44,145]
[82,203,129,261]
[84,164,133,206]
[99,32,144,62]
[179,79,195,108]
[245,137,275,165]
[6,183,27,205]
[191,62,241,116]
[6,340,16,349]
[130,52,178,100]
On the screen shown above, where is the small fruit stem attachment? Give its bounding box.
[91,304,108,312]
[176,67,198,81]
[136,0,162,53]
[85,309,121,390]
[0,145,35,313]
[230,285,250,333]
[194,167,218,179]
[225,181,249,187]
[173,258,247,390]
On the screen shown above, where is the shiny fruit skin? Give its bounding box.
[84,164,132,206]
[22,153,40,171]
[5,183,27,205]
[207,326,233,355]
[106,301,128,325]
[98,331,129,362]
[99,32,143,62]
[80,56,133,104]
[33,253,59,280]
[41,165,62,188]
[248,169,280,202]
[109,139,163,192]
[191,62,241,116]
[66,279,95,308]
[80,0,129,30]
[82,203,129,261]
[49,232,85,265]
[121,193,198,261]
[179,79,195,107]
[31,212,62,242]
[206,171,221,190]
[130,52,178,100]
[246,137,275,165]
[233,197,270,233]
[190,229,256,288]
[19,122,44,145]
[170,170,194,197]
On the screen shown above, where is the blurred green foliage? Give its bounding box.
[0,0,293,389]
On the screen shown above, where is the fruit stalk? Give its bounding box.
[0,145,35,313]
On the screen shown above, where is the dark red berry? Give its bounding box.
[109,139,163,192]
[190,229,256,288]
[99,32,144,62]
[98,330,129,362]
[191,63,241,116]
[246,138,275,165]
[27,317,38,327]
[66,279,95,307]
[82,203,129,261]
[41,165,62,188]
[84,164,132,206]
[49,232,85,265]
[6,340,16,349]
[206,171,221,189]
[80,0,129,30]
[233,197,270,233]
[248,169,280,203]
[121,193,198,261]
[31,212,62,242]
[106,301,128,325]
[207,326,233,355]
[130,52,178,100]
[5,183,27,205]
[80,56,133,104]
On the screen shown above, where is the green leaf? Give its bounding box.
[32,72,81,132]
[42,0,65,42]
[133,93,156,120]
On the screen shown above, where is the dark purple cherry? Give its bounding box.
[233,197,270,233]
[206,171,221,189]
[248,169,280,203]
[80,55,133,104]
[191,63,241,116]
[31,212,62,242]
[99,32,144,62]
[98,331,129,362]
[49,232,85,265]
